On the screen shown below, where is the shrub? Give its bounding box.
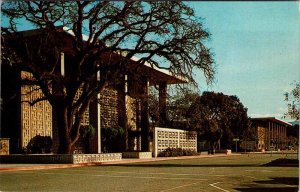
[102,127,125,153]
[26,135,52,154]
[158,147,197,157]
[80,125,96,153]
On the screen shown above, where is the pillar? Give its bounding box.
[268,122,271,150]
[141,77,150,152]
[97,69,101,153]
[124,75,129,151]
[158,82,167,126]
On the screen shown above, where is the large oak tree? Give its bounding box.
[1,1,215,154]
[187,92,249,153]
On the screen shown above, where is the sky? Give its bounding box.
[186,2,299,121]
[1,2,299,122]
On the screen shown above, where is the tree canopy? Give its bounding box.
[1,1,215,153]
[284,82,299,121]
[187,92,250,152]
[149,86,199,128]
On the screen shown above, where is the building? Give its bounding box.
[1,27,185,154]
[250,117,292,151]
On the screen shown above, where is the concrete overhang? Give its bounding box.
[7,26,187,85]
[251,117,292,127]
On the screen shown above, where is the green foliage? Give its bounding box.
[167,87,200,124]
[284,82,299,120]
[187,92,250,150]
[102,127,125,153]
[158,147,198,157]
[80,125,96,139]
[80,125,96,153]
[26,135,52,154]
[148,86,200,127]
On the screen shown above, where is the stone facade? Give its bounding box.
[99,87,119,129]
[0,138,10,155]
[20,71,52,149]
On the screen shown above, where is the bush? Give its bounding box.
[102,127,125,153]
[80,125,96,153]
[26,135,52,154]
[158,147,197,157]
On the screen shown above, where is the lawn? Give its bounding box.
[0,153,298,192]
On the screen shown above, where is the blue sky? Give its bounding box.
[187,2,299,121]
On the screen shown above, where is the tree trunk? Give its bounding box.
[53,104,76,154]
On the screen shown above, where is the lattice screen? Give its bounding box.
[153,127,197,157]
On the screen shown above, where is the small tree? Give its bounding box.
[148,85,199,128]
[284,82,299,121]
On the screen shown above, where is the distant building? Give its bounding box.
[250,117,292,151]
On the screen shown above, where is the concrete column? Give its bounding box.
[97,69,101,153]
[158,82,167,126]
[280,126,283,148]
[284,126,287,147]
[141,77,150,152]
[124,75,129,151]
[61,52,65,76]
[276,123,279,149]
[268,122,271,150]
[271,122,273,141]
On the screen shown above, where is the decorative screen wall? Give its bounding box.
[153,127,197,157]
[21,71,52,148]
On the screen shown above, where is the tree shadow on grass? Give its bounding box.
[234,177,299,192]
[234,187,298,192]
[255,177,299,186]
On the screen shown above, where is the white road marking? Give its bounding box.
[209,182,230,192]
[159,181,202,192]
[42,172,208,181]
[245,170,272,172]
[62,169,226,177]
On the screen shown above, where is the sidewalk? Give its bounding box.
[0,153,241,172]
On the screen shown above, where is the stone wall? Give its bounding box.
[0,153,122,164]
[100,87,119,129]
[20,71,52,149]
[122,152,152,159]
[0,138,10,155]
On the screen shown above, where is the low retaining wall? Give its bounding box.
[122,152,152,159]
[215,149,231,155]
[0,153,122,164]
[198,151,209,155]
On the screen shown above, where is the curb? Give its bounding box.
[0,153,241,172]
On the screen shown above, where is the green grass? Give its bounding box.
[0,154,298,192]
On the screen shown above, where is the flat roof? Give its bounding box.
[9,27,187,85]
[62,27,187,84]
[251,117,292,126]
